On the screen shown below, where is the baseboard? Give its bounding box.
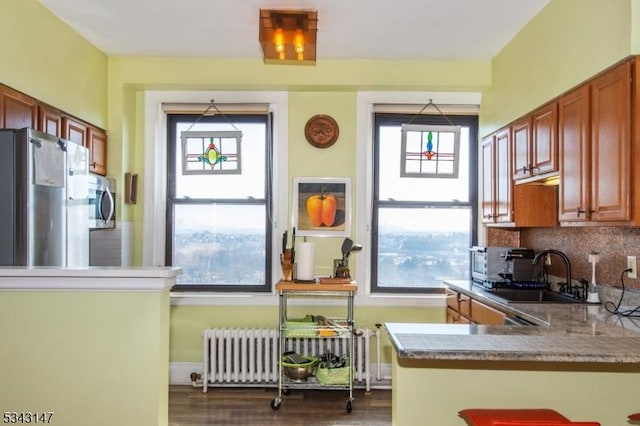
[169,362,392,388]
[170,362,202,385]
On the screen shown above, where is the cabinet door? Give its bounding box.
[481,135,496,223]
[62,116,88,146]
[38,104,62,136]
[0,85,37,130]
[494,127,513,223]
[87,127,107,175]
[446,307,460,324]
[512,116,531,181]
[558,84,591,222]
[531,102,558,176]
[590,61,631,221]
[470,299,505,325]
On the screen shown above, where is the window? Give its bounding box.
[166,113,272,291]
[372,113,478,292]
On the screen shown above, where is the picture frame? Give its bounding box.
[292,177,351,237]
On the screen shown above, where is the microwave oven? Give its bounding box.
[88,175,116,229]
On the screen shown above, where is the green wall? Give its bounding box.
[170,304,444,364]
[0,0,107,128]
[0,290,171,426]
[393,356,640,425]
[480,0,634,136]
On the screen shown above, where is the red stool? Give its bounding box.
[629,412,640,424]
[459,408,600,426]
[491,423,600,426]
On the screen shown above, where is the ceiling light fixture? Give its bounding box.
[259,9,318,65]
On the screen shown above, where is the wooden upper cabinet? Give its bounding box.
[0,85,37,130]
[512,103,558,182]
[0,84,109,176]
[558,84,591,222]
[531,102,558,176]
[62,116,88,146]
[512,116,531,181]
[559,60,631,224]
[482,126,558,228]
[87,126,107,176]
[590,60,631,222]
[38,104,63,136]
[481,128,513,224]
[481,135,496,223]
[494,127,513,223]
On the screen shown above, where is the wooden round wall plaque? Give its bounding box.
[304,114,339,148]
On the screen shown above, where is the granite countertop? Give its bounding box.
[385,280,640,363]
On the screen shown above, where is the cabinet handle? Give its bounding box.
[91,162,97,168]
[576,207,586,217]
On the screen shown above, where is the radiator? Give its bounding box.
[202,328,372,392]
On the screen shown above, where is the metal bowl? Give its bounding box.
[281,356,317,382]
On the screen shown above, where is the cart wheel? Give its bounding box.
[346,399,353,413]
[271,398,281,410]
[282,388,291,395]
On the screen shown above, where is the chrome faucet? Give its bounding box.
[532,249,579,298]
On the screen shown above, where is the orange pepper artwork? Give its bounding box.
[306,189,337,227]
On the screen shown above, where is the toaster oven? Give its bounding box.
[469,246,511,286]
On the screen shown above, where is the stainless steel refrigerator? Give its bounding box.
[0,128,89,267]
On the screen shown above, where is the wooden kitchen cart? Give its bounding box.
[270,280,357,413]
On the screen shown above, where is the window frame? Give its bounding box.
[165,113,273,292]
[370,112,479,293]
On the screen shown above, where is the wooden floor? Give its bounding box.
[169,385,392,425]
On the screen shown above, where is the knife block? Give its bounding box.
[281,249,293,281]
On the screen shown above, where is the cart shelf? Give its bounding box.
[271,280,357,413]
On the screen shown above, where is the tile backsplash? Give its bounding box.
[90,221,134,267]
[488,226,640,291]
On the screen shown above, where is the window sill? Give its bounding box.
[170,291,446,307]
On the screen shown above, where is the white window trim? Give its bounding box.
[143,90,480,307]
[142,90,289,282]
[354,91,481,296]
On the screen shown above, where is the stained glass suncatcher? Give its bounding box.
[400,124,460,178]
[181,130,242,175]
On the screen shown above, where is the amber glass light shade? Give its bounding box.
[259,9,318,65]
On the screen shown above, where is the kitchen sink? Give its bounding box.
[481,288,585,304]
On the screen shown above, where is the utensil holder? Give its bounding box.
[281,249,293,281]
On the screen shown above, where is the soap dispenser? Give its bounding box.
[587,252,600,304]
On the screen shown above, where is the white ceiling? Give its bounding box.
[37,0,550,61]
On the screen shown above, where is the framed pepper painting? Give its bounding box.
[292,177,351,237]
